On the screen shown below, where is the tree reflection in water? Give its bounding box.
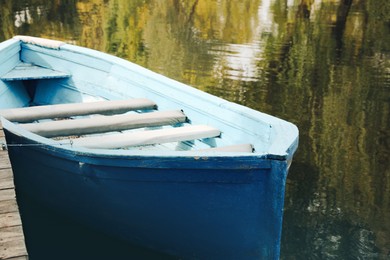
[0,0,389,258]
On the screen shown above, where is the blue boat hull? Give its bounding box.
[0,36,298,259]
[6,129,288,259]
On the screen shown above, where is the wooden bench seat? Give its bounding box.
[0,62,71,81]
[60,125,221,149]
[199,144,254,153]
[21,110,187,137]
[0,98,157,123]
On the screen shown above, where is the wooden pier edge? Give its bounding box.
[0,120,29,260]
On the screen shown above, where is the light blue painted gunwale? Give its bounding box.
[0,40,31,109]
[0,40,20,77]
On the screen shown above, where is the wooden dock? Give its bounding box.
[0,120,28,260]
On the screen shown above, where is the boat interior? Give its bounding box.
[0,95,253,152]
[0,37,298,156]
[0,47,255,153]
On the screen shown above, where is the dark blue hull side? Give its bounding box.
[5,130,289,259]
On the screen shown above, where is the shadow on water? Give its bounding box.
[17,193,176,260]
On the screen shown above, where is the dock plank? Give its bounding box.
[0,153,11,169]
[0,226,25,241]
[0,200,19,215]
[0,177,14,190]
[0,168,13,180]
[0,120,28,260]
[0,232,28,260]
[0,189,16,202]
[0,212,22,228]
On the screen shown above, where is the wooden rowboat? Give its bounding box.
[0,36,298,259]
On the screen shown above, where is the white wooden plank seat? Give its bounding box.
[0,98,157,123]
[198,144,254,153]
[59,125,221,149]
[1,62,71,81]
[21,110,187,137]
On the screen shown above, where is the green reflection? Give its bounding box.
[0,0,389,258]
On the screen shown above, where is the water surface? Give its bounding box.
[1,0,389,259]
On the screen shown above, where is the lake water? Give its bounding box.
[1,0,389,259]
